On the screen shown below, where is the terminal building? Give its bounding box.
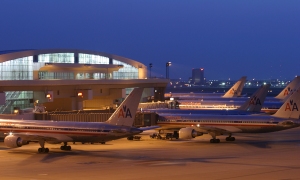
[0,49,168,123]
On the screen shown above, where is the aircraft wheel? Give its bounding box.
[127,136,134,140]
[210,139,220,143]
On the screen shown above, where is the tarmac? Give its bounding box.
[0,127,300,180]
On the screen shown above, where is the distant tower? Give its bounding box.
[192,68,205,85]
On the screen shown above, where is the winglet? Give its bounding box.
[273,88,300,119]
[106,88,144,126]
[275,76,300,100]
[237,84,270,112]
[223,76,247,97]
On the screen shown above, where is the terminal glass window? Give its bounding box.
[112,60,138,79]
[78,54,109,64]
[38,53,74,63]
[0,56,33,80]
[0,91,33,114]
[38,72,74,80]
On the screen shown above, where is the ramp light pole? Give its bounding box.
[149,63,152,78]
[166,62,171,79]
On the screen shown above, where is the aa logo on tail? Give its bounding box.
[283,87,295,96]
[230,88,237,95]
[249,96,261,105]
[285,100,299,111]
[118,105,132,118]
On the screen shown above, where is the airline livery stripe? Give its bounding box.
[157,122,277,127]
[0,129,108,136]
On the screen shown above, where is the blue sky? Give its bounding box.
[0,1,299,80]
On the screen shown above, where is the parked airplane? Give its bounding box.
[174,76,300,102]
[156,88,300,143]
[177,76,300,111]
[0,88,145,153]
[167,76,247,98]
[148,84,271,115]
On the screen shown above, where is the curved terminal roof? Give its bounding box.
[0,49,146,70]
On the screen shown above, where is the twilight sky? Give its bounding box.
[0,1,299,81]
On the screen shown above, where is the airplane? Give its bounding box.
[167,76,247,98]
[146,84,271,115]
[155,87,300,143]
[176,76,300,111]
[0,88,146,153]
[174,76,300,102]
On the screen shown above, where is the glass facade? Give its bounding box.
[0,56,33,80]
[38,53,74,63]
[0,51,143,114]
[113,59,138,79]
[79,53,109,64]
[38,72,74,80]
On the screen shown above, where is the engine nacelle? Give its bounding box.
[4,135,23,148]
[179,127,203,139]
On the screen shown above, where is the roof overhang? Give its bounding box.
[0,79,169,91]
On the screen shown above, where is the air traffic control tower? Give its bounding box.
[0,49,168,114]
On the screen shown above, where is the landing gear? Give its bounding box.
[209,132,220,143]
[210,139,220,143]
[38,147,49,153]
[226,136,235,141]
[38,140,49,153]
[60,142,71,151]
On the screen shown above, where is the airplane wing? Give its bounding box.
[138,126,160,131]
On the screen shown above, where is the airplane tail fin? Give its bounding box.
[273,88,300,119]
[237,84,270,112]
[275,76,300,100]
[106,88,144,127]
[223,76,247,97]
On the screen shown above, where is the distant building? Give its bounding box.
[192,68,205,85]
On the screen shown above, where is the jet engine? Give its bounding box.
[4,135,23,148]
[179,127,203,139]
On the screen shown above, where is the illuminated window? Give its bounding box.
[38,53,74,63]
[112,60,138,79]
[0,56,33,80]
[78,54,109,64]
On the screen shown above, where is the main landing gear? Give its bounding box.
[38,140,49,153]
[209,132,236,143]
[225,135,235,141]
[210,139,220,143]
[209,132,220,143]
[60,142,71,151]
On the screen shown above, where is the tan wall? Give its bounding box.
[83,89,123,110]
[43,98,73,111]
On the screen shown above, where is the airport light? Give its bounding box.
[46,93,52,100]
[149,63,152,78]
[78,92,83,98]
[166,62,171,79]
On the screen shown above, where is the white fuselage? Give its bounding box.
[157,114,300,133]
[0,119,142,143]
